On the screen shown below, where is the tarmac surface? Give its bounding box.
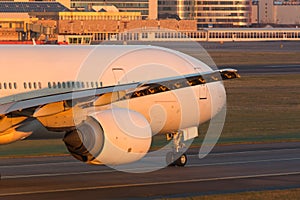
[0,142,300,199]
[200,41,300,52]
[231,64,300,75]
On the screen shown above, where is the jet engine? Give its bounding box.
[63,108,152,165]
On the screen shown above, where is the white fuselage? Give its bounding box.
[0,45,226,134]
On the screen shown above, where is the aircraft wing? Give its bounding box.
[0,68,240,116]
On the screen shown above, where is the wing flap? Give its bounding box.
[128,68,240,98]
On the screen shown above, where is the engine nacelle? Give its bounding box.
[63,108,152,165]
[0,127,32,145]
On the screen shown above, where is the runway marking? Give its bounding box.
[1,157,300,180]
[205,147,300,156]
[264,65,300,68]
[1,169,116,179]
[189,157,300,167]
[1,171,300,197]
[0,161,80,169]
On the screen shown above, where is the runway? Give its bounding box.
[230,64,300,75]
[1,142,300,199]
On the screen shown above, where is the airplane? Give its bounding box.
[0,45,240,167]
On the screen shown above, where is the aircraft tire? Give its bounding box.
[175,153,187,167]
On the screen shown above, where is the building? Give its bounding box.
[1,0,158,19]
[0,2,67,41]
[0,13,37,41]
[59,10,142,21]
[0,1,70,20]
[58,11,143,36]
[66,0,157,19]
[59,18,197,42]
[0,1,196,43]
[158,0,251,28]
[158,0,195,20]
[251,0,300,26]
[195,0,251,28]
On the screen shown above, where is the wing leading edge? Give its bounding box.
[0,69,240,116]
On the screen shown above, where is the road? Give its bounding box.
[0,142,300,199]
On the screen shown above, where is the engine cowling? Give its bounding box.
[0,128,32,145]
[63,108,152,165]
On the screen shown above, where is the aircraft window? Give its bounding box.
[28,82,32,89]
[38,82,42,89]
[62,82,66,88]
[91,82,94,88]
[48,82,51,88]
[33,82,37,89]
[24,82,27,89]
[57,82,61,89]
[53,82,56,89]
[14,82,17,89]
[8,82,12,89]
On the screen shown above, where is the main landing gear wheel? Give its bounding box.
[176,153,187,166]
[166,152,187,167]
[165,131,188,167]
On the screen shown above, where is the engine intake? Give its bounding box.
[64,108,152,165]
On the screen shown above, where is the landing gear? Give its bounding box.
[166,152,187,167]
[166,131,187,167]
